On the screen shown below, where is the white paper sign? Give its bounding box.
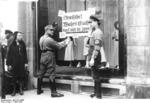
[58,10,65,17]
[61,11,92,38]
[73,34,79,38]
[87,8,96,15]
[59,32,66,38]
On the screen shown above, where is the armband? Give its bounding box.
[94,39,102,46]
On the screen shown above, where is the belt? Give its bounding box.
[41,49,54,53]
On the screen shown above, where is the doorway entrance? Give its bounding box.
[35,0,127,78]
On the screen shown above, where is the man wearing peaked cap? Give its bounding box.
[88,8,106,99]
[37,24,70,97]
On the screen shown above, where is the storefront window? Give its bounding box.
[36,0,126,77]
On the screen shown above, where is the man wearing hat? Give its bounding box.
[5,30,14,47]
[88,13,106,99]
[37,24,69,97]
[4,30,14,58]
[52,22,59,41]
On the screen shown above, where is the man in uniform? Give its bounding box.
[5,30,14,47]
[37,24,69,97]
[3,30,14,59]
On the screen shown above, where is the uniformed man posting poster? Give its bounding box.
[37,24,69,97]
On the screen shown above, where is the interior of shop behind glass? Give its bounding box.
[37,0,126,77]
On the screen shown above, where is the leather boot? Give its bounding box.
[11,84,16,96]
[95,80,102,99]
[19,82,24,95]
[90,81,96,98]
[37,78,44,95]
[49,79,64,97]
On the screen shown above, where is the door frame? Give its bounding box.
[34,0,127,77]
[118,0,127,77]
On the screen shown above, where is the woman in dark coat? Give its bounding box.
[6,31,28,96]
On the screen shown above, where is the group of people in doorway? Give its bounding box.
[1,30,28,96]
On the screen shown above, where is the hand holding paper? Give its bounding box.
[58,37,71,47]
[65,37,70,45]
[58,41,66,47]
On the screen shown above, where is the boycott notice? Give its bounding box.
[61,11,92,38]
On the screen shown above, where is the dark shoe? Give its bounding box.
[51,92,64,97]
[19,91,24,95]
[19,88,24,95]
[90,93,96,98]
[19,82,24,95]
[37,90,44,95]
[11,91,16,96]
[96,96,102,99]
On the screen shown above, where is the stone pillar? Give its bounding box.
[0,45,2,96]
[17,1,37,89]
[0,1,37,93]
[125,0,150,98]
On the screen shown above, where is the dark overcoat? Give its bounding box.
[6,40,28,77]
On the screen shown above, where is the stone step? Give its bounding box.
[43,76,126,95]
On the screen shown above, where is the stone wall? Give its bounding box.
[0,45,2,96]
[125,0,150,98]
[17,1,37,89]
